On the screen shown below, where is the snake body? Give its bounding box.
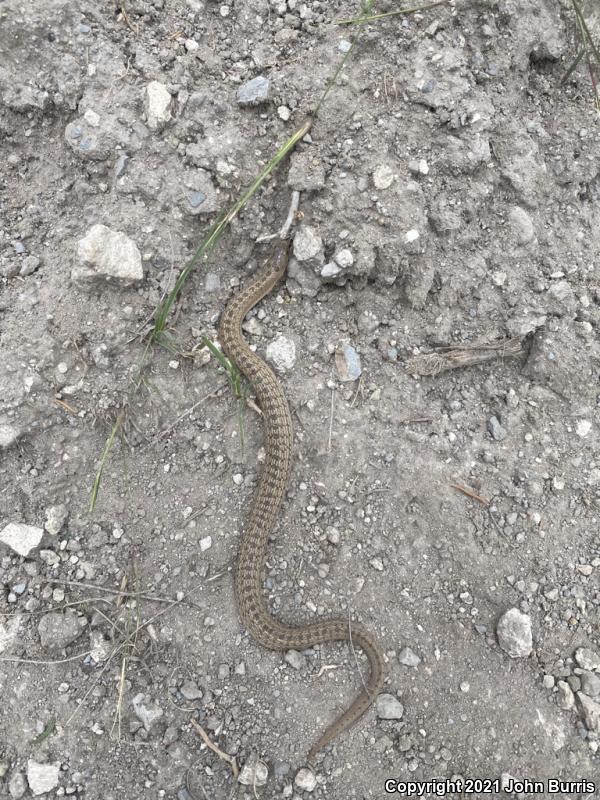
[218,239,385,760]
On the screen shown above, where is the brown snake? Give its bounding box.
[218,238,385,760]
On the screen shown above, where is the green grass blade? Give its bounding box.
[152,118,312,338]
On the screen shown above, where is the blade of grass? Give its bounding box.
[152,118,313,338]
[336,0,451,25]
[89,410,126,513]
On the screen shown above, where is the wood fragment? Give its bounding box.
[406,335,530,376]
[190,718,239,779]
[450,483,490,506]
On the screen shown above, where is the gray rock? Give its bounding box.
[487,415,507,441]
[236,76,270,106]
[373,164,395,189]
[557,680,575,710]
[284,649,306,670]
[180,679,203,700]
[577,692,600,733]
[293,225,323,262]
[19,256,41,276]
[38,608,84,650]
[0,522,44,557]
[9,770,27,799]
[496,608,532,658]
[508,206,535,244]
[294,767,317,792]
[2,84,49,112]
[404,261,434,309]
[376,693,404,720]
[132,693,164,730]
[266,335,296,372]
[144,81,172,130]
[575,647,600,672]
[238,758,268,786]
[0,423,21,449]
[580,671,600,697]
[182,169,219,216]
[44,504,68,536]
[64,112,114,161]
[398,647,421,668]
[74,224,143,285]
[89,630,112,663]
[320,262,342,280]
[26,760,60,796]
[335,342,362,382]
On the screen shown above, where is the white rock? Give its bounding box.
[556,680,574,710]
[294,768,317,792]
[131,693,164,730]
[0,615,22,654]
[376,692,404,719]
[44,504,68,536]
[238,759,268,787]
[0,423,20,449]
[144,81,172,130]
[373,164,395,189]
[577,693,600,733]
[576,420,592,438]
[509,206,535,244]
[0,522,44,557]
[334,248,353,268]
[293,225,323,261]
[74,224,143,285]
[200,536,212,552]
[496,608,532,658]
[266,335,296,371]
[575,647,600,672]
[26,760,60,796]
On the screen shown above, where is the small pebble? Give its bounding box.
[487,415,507,441]
[376,693,404,719]
[373,164,395,189]
[398,647,421,668]
[237,76,270,106]
[285,649,306,670]
[294,768,317,792]
[496,608,532,658]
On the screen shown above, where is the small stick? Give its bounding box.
[55,398,79,415]
[149,384,225,445]
[450,483,490,506]
[256,190,301,242]
[347,609,369,695]
[0,651,91,665]
[406,335,529,376]
[327,388,335,452]
[190,718,239,779]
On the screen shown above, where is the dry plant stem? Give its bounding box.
[190,718,239,778]
[450,483,490,506]
[406,336,526,376]
[0,651,91,665]
[336,0,451,25]
[149,384,225,445]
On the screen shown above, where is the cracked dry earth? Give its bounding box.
[1,0,600,799]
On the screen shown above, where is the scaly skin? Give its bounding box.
[218,239,384,761]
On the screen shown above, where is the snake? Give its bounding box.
[218,237,385,761]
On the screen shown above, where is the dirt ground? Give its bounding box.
[1,0,600,798]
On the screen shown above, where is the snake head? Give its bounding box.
[266,239,289,278]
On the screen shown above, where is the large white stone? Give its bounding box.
[0,522,44,557]
[74,224,143,285]
[144,81,172,130]
[26,760,60,796]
